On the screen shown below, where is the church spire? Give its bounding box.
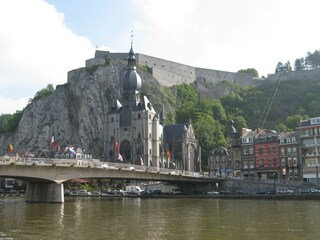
[122,31,141,109]
[128,30,136,67]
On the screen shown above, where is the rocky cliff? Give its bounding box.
[0,59,246,159]
[0,61,164,159]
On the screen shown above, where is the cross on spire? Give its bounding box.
[130,30,134,48]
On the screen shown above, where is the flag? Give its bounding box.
[167,148,171,161]
[8,144,13,153]
[51,134,55,148]
[117,153,123,161]
[140,156,144,166]
[68,147,76,155]
[115,141,119,155]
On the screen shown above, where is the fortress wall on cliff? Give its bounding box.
[87,50,255,86]
[137,54,196,86]
[267,68,320,82]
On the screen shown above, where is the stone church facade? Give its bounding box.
[104,45,200,172]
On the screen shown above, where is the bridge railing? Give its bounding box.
[0,156,205,178]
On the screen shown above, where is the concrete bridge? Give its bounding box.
[0,157,222,203]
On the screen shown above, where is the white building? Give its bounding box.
[299,117,320,184]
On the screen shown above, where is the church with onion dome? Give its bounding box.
[104,44,200,172]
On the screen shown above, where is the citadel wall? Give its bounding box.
[267,68,320,82]
[86,50,256,86]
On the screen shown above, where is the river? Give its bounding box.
[0,196,319,240]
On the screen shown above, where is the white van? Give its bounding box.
[125,186,142,195]
[276,188,294,194]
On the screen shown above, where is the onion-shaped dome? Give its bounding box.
[122,68,141,91]
[122,46,142,91]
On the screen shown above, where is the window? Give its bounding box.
[243,148,248,155]
[111,136,114,141]
[267,146,271,154]
[280,139,284,144]
[249,137,253,143]
[259,147,263,154]
[287,148,292,156]
[249,147,254,154]
[242,138,248,144]
[268,158,272,166]
[280,148,285,156]
[273,158,278,166]
[292,137,296,143]
[292,147,297,155]
[272,145,276,154]
[286,138,291,144]
[281,158,286,166]
[293,157,298,166]
[259,158,264,167]
[138,113,141,119]
[111,117,114,123]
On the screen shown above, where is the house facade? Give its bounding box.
[278,131,301,181]
[254,130,280,180]
[299,117,320,184]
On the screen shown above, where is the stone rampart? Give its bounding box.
[88,50,255,86]
[267,68,320,82]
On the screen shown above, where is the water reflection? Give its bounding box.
[1,197,320,240]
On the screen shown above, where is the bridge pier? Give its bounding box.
[25,182,64,203]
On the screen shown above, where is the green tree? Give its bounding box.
[237,68,259,77]
[192,112,227,168]
[284,114,306,131]
[294,58,304,71]
[305,50,320,69]
[212,100,227,124]
[0,111,23,133]
[275,123,288,132]
[29,84,55,103]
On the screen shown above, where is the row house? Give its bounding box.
[299,117,320,184]
[254,130,280,180]
[209,118,320,183]
[278,131,301,181]
[208,121,241,177]
[241,128,255,179]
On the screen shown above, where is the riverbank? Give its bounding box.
[65,193,320,200]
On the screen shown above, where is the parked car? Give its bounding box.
[276,188,294,194]
[298,188,320,194]
[219,190,232,195]
[64,190,71,196]
[256,189,273,195]
[141,190,152,195]
[207,191,220,195]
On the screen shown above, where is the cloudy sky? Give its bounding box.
[1,0,319,114]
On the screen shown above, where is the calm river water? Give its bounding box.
[0,196,319,240]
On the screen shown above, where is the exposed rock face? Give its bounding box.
[0,62,142,158]
[0,60,239,159]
